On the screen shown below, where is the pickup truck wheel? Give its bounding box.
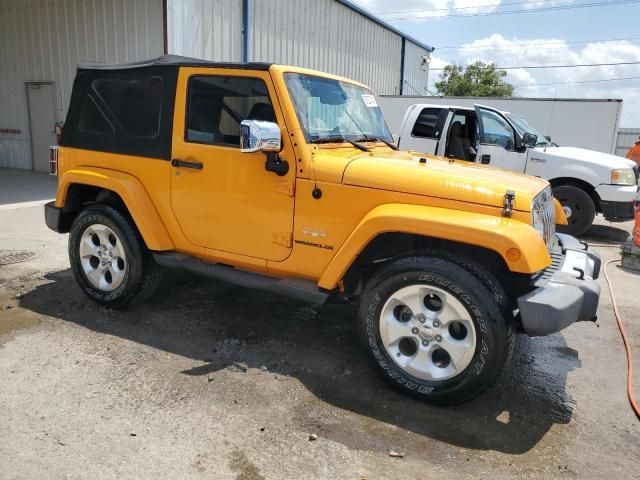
[553,185,595,237]
[358,256,513,405]
[68,205,163,308]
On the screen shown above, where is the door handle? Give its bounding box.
[171,159,203,170]
[481,154,491,164]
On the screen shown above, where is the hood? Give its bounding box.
[535,146,636,170]
[324,150,549,211]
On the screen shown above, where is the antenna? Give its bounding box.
[545,89,558,152]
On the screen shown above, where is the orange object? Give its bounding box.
[506,248,522,262]
[626,142,640,167]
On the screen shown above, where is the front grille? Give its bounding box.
[534,248,563,285]
[533,187,557,251]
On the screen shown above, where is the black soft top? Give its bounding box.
[61,56,272,160]
[77,54,272,71]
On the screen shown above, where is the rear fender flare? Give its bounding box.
[57,168,174,251]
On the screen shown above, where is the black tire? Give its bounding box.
[68,205,163,308]
[357,255,514,405]
[553,185,596,237]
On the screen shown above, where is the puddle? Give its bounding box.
[0,291,40,335]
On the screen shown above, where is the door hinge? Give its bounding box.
[273,232,293,248]
[276,180,295,197]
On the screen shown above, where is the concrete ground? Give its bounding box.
[0,170,639,479]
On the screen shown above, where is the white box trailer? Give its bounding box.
[378,96,623,155]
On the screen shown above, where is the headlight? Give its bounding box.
[611,168,636,186]
[532,207,545,237]
[531,187,556,250]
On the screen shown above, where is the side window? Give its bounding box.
[186,76,274,147]
[479,109,515,150]
[411,107,447,139]
[91,77,163,137]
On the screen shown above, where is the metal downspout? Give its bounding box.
[399,37,406,95]
[242,0,251,63]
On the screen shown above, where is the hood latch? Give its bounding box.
[502,190,515,217]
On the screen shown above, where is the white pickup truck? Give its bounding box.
[397,103,638,235]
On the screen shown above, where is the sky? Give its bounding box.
[352,0,640,127]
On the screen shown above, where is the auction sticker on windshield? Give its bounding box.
[361,94,378,108]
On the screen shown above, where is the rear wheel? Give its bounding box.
[357,255,514,405]
[553,185,596,237]
[68,205,163,308]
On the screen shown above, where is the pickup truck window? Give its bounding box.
[285,73,392,144]
[411,107,447,139]
[186,75,274,147]
[479,109,515,150]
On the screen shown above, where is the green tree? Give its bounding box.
[434,61,514,97]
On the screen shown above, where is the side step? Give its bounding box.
[153,252,330,305]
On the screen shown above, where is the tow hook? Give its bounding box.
[502,190,515,217]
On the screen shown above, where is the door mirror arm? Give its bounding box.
[265,152,289,176]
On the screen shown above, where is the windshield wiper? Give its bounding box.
[310,135,370,152]
[356,134,398,150]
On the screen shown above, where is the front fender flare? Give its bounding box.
[57,168,174,251]
[318,204,551,290]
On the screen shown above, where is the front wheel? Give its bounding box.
[357,256,514,405]
[553,185,596,237]
[68,205,163,308]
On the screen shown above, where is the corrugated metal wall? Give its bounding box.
[616,128,640,157]
[2,0,432,169]
[0,0,163,169]
[249,0,403,95]
[167,0,243,62]
[403,40,430,96]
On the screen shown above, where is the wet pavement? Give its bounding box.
[0,172,638,479]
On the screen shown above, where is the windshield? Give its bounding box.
[505,113,550,146]
[284,73,393,144]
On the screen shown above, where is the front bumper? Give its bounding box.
[600,200,635,221]
[517,233,601,336]
[595,184,638,202]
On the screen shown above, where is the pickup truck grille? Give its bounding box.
[533,187,557,250]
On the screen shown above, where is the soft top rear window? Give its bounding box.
[61,66,179,160]
[89,77,163,138]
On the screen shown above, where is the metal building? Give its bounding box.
[0,0,433,171]
[616,128,640,157]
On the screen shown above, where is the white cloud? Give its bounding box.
[355,0,577,20]
[355,0,501,20]
[451,0,500,15]
[520,0,575,9]
[432,34,640,126]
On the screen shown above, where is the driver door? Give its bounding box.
[474,105,527,172]
[170,67,295,261]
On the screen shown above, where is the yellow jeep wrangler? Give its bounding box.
[45,56,601,404]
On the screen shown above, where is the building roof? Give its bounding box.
[78,55,271,71]
[336,0,434,52]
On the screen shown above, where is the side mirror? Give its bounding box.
[522,132,537,148]
[240,120,282,153]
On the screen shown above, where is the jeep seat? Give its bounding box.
[247,103,276,122]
